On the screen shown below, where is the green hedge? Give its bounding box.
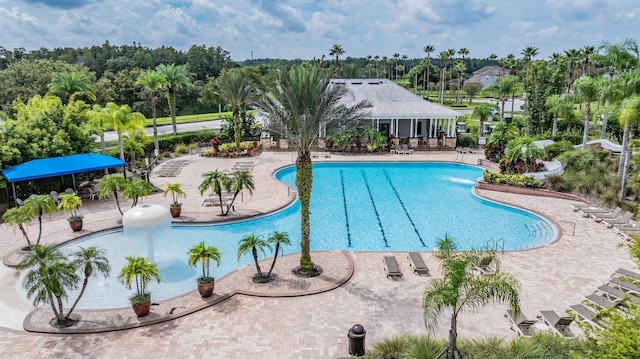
[482,170,542,188]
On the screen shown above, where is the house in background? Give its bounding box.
[331,79,460,148]
[465,66,510,87]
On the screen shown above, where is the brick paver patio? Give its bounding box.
[0,150,636,358]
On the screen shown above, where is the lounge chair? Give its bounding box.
[401,144,414,154]
[589,206,623,221]
[584,294,618,309]
[383,256,403,279]
[538,310,575,337]
[571,203,599,211]
[567,304,602,329]
[595,284,628,302]
[613,268,640,280]
[505,309,537,337]
[391,145,406,154]
[602,212,634,227]
[407,252,430,275]
[609,277,640,296]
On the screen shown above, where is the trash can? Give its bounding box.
[348,324,366,357]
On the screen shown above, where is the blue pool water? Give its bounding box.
[28,162,556,309]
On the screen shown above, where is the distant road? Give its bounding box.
[101,119,225,142]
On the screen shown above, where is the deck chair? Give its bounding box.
[538,310,575,337]
[506,309,537,337]
[609,277,640,296]
[401,144,414,154]
[584,294,618,309]
[407,252,430,275]
[603,212,634,227]
[590,206,623,221]
[568,304,602,329]
[571,203,596,211]
[613,268,640,280]
[383,256,403,279]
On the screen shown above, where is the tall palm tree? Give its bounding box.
[401,54,408,77]
[447,49,456,100]
[393,53,400,79]
[497,76,519,121]
[99,174,126,215]
[17,245,79,326]
[423,235,521,359]
[423,44,435,91]
[488,53,498,66]
[564,48,582,93]
[373,55,380,78]
[254,65,371,276]
[618,95,640,200]
[66,246,110,319]
[215,70,257,151]
[102,102,146,162]
[545,94,573,137]
[87,104,109,154]
[572,75,601,149]
[156,64,192,135]
[582,45,596,77]
[329,44,345,69]
[23,194,57,246]
[47,71,96,103]
[237,233,271,279]
[136,70,166,156]
[266,231,292,278]
[438,51,449,104]
[454,60,466,104]
[458,48,469,61]
[472,103,494,137]
[521,46,539,62]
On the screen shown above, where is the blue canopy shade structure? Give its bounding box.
[2,153,126,206]
[2,153,126,183]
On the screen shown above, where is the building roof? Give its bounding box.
[2,153,126,183]
[332,79,460,119]
[472,66,509,76]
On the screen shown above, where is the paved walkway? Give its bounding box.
[0,150,637,358]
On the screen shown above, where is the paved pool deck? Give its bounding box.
[0,150,636,358]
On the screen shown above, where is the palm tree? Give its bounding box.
[136,70,166,155]
[488,53,498,66]
[454,60,466,104]
[65,246,110,319]
[423,235,521,359]
[23,194,57,246]
[237,233,272,280]
[47,71,96,103]
[564,48,582,93]
[401,54,408,77]
[254,65,370,276]
[572,75,601,149]
[521,46,539,62]
[187,241,221,283]
[87,104,109,154]
[497,76,519,121]
[266,231,292,278]
[199,169,228,216]
[438,51,449,104]
[329,44,345,69]
[121,178,152,207]
[545,94,573,137]
[17,245,79,326]
[447,49,456,100]
[99,174,126,215]
[472,103,494,137]
[224,170,255,215]
[373,55,380,77]
[118,256,161,304]
[102,102,146,162]
[423,45,435,91]
[618,95,640,200]
[2,206,34,248]
[215,70,257,152]
[156,63,192,135]
[392,53,400,79]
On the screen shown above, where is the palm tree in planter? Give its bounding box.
[423,235,521,359]
[163,183,186,218]
[58,193,84,231]
[266,231,292,280]
[118,256,161,317]
[187,241,221,297]
[237,233,272,283]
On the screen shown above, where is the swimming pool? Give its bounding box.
[27,162,556,309]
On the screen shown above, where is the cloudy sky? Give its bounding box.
[1,0,639,61]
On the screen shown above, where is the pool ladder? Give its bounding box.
[486,238,505,254]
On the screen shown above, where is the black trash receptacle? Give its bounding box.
[348,324,366,357]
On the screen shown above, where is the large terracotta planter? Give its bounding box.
[197,280,215,298]
[132,300,152,317]
[69,219,83,232]
[169,206,182,218]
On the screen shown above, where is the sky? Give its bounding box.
[1,0,639,61]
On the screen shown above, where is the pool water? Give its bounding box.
[25,162,556,309]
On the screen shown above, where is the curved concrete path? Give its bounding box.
[0,150,636,358]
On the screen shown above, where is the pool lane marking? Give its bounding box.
[340,170,352,247]
[361,170,389,247]
[383,170,426,247]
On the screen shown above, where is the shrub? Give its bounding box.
[483,170,542,188]
[174,144,189,156]
[456,134,477,148]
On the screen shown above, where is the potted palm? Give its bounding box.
[163,183,186,218]
[187,241,221,297]
[58,193,84,232]
[118,256,161,317]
